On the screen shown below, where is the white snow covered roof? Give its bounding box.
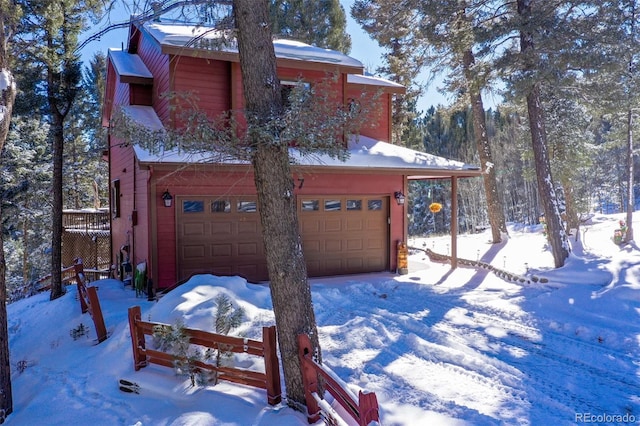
[127,106,480,178]
[347,74,405,93]
[121,105,165,132]
[140,21,364,71]
[290,135,479,174]
[108,49,153,84]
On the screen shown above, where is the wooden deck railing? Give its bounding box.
[74,258,108,343]
[63,210,110,231]
[127,305,282,405]
[298,333,380,426]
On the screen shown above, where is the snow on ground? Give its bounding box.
[5,213,640,425]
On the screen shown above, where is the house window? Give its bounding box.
[211,200,230,213]
[281,80,310,107]
[111,179,120,219]
[368,199,383,211]
[324,199,341,211]
[346,199,362,211]
[183,200,204,213]
[301,200,319,211]
[237,200,257,212]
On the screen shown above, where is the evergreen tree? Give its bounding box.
[270,0,351,53]
[2,116,52,291]
[64,54,108,210]
[589,1,640,242]
[0,0,20,420]
[351,1,425,144]
[352,0,508,243]
[15,0,103,299]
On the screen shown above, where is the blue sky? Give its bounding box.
[79,0,452,112]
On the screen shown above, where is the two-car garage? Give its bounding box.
[176,195,390,282]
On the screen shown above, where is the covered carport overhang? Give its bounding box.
[406,170,484,269]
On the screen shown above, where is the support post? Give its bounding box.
[263,326,282,405]
[451,176,458,269]
[358,390,380,426]
[297,334,320,423]
[127,306,146,370]
[87,286,107,343]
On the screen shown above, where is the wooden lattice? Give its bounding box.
[62,210,111,274]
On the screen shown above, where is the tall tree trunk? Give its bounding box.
[463,49,507,243]
[49,113,64,300]
[525,84,569,266]
[625,108,634,242]
[0,42,16,425]
[233,0,321,410]
[518,0,569,267]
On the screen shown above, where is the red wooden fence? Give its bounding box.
[73,258,108,343]
[127,305,282,405]
[298,333,380,426]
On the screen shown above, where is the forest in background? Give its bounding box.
[2,53,108,295]
[2,0,639,292]
[3,0,640,420]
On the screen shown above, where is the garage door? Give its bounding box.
[177,196,268,282]
[176,195,389,282]
[298,196,389,277]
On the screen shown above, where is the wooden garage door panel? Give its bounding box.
[182,245,206,258]
[347,258,364,269]
[177,195,389,282]
[325,239,342,251]
[346,239,363,250]
[237,242,259,255]
[324,219,342,232]
[238,220,259,234]
[211,243,232,257]
[346,219,364,231]
[298,196,389,277]
[301,219,322,233]
[177,196,267,283]
[211,222,233,235]
[366,238,383,250]
[183,222,206,235]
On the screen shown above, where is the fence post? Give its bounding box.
[297,334,320,423]
[358,390,380,426]
[128,306,146,370]
[87,286,107,343]
[262,326,282,405]
[74,258,88,313]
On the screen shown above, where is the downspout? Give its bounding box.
[107,130,114,277]
[149,165,158,296]
[131,153,136,268]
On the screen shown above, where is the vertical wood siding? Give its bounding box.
[137,34,170,122]
[347,87,390,142]
[172,56,231,125]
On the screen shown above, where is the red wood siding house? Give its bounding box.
[103,21,481,290]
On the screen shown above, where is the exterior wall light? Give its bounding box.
[162,189,173,208]
[394,191,405,205]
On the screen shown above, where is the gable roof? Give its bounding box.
[121,105,481,179]
[136,21,364,73]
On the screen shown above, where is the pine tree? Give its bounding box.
[352,0,508,242]
[3,116,53,291]
[270,0,351,53]
[152,321,206,387]
[0,0,21,420]
[589,1,640,243]
[15,0,104,299]
[212,294,244,385]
